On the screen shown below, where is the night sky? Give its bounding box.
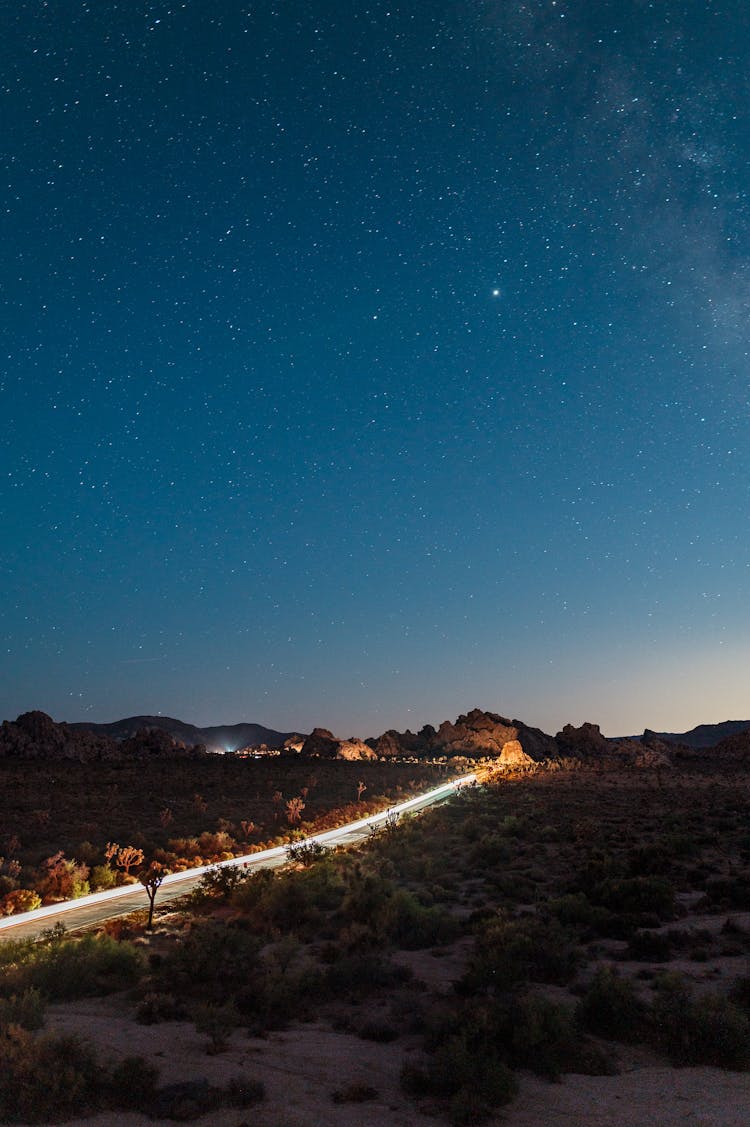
[2,1,749,738]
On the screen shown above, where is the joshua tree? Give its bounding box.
[106,842,145,877]
[139,861,167,929]
[286,796,305,825]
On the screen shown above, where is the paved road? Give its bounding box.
[0,773,476,941]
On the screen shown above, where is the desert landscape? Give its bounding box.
[2,709,750,1124]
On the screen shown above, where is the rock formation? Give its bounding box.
[299,728,376,760]
[368,708,558,763]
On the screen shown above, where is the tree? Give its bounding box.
[356,780,367,802]
[139,862,167,930]
[286,796,305,825]
[106,842,145,878]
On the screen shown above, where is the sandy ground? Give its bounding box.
[44,994,750,1127]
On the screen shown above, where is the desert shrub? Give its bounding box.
[286,839,329,866]
[136,991,188,1024]
[0,875,19,899]
[17,934,144,1001]
[469,834,511,867]
[340,868,393,929]
[498,814,527,838]
[462,913,580,994]
[189,863,248,906]
[193,1001,240,1053]
[197,830,235,857]
[650,974,750,1069]
[577,966,646,1041]
[379,888,459,949]
[548,892,612,937]
[627,842,675,877]
[152,922,261,1003]
[0,1026,101,1122]
[233,861,344,936]
[89,864,117,890]
[0,988,46,1032]
[627,929,672,961]
[325,951,410,1000]
[591,876,676,921]
[1,889,42,916]
[36,852,90,902]
[0,937,35,971]
[491,992,580,1080]
[401,1027,517,1123]
[107,1055,159,1111]
[575,851,625,895]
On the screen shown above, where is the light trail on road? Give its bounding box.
[0,772,477,939]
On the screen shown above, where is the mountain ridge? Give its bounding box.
[2,709,748,763]
[68,714,301,751]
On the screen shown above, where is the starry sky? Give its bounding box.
[2,1,749,739]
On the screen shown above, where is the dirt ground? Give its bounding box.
[46,993,750,1127]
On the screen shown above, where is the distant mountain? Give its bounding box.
[69,714,301,752]
[643,720,750,749]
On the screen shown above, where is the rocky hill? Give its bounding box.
[366,708,558,765]
[643,720,750,749]
[0,712,205,762]
[69,715,301,752]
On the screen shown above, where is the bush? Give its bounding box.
[90,864,116,891]
[1,889,42,916]
[286,840,329,866]
[136,991,187,1024]
[650,975,750,1069]
[193,1001,239,1053]
[462,913,579,994]
[548,892,612,937]
[401,1027,517,1121]
[0,988,45,1032]
[0,1026,101,1122]
[379,888,459,949]
[492,992,579,1080]
[152,923,261,1004]
[18,934,144,1001]
[591,876,676,922]
[107,1055,159,1111]
[577,966,646,1042]
[325,951,410,1000]
[190,863,248,906]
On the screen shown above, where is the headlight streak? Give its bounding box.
[0,773,477,932]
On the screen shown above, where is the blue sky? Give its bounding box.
[2,1,748,737]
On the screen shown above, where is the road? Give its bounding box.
[0,773,476,941]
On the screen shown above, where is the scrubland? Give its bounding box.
[2,756,750,1124]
